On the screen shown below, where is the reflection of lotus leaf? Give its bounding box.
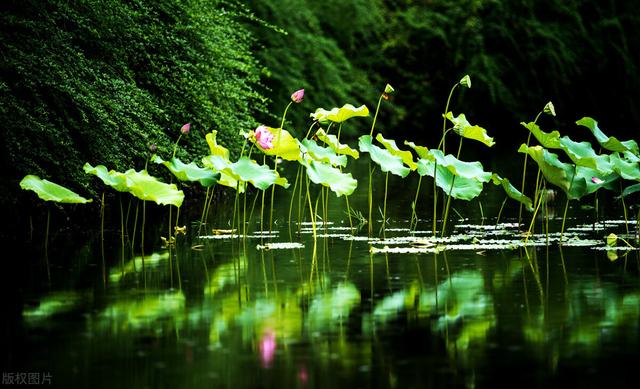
[100,291,185,330]
[308,283,360,328]
[23,291,84,324]
[109,252,169,283]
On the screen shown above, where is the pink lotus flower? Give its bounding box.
[255,125,274,150]
[180,123,191,135]
[290,89,305,104]
[591,176,604,184]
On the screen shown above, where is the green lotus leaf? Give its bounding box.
[315,129,359,159]
[490,174,533,211]
[376,134,417,170]
[152,155,219,187]
[521,122,562,149]
[121,169,184,207]
[300,138,347,167]
[518,144,617,200]
[310,104,370,124]
[404,141,430,160]
[358,135,410,178]
[416,159,484,200]
[609,153,640,181]
[201,155,245,192]
[205,130,230,159]
[428,149,492,183]
[302,157,357,197]
[445,112,495,147]
[622,183,640,198]
[230,156,288,191]
[20,175,92,204]
[83,163,129,192]
[254,126,301,161]
[577,117,639,155]
[558,137,613,173]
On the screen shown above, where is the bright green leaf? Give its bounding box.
[416,160,484,200]
[521,122,562,149]
[231,157,288,191]
[300,139,347,167]
[121,170,184,207]
[201,155,244,192]
[315,129,359,159]
[310,104,370,124]
[152,155,219,187]
[490,174,533,211]
[83,163,129,192]
[622,183,640,197]
[428,149,492,183]
[577,117,639,155]
[302,157,357,197]
[358,135,410,178]
[20,175,92,204]
[610,153,640,181]
[404,141,430,160]
[558,137,613,173]
[375,134,417,170]
[205,130,230,159]
[445,112,495,147]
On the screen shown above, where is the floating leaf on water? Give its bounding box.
[375,134,417,170]
[300,139,347,167]
[256,242,305,250]
[310,104,370,124]
[315,129,359,159]
[20,175,92,204]
[445,112,495,147]
[577,117,639,156]
[152,155,219,187]
[359,135,410,177]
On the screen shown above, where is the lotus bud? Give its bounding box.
[149,143,157,153]
[384,84,395,94]
[290,89,305,104]
[459,75,471,88]
[180,123,191,135]
[543,101,556,117]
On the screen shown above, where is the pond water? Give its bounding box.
[4,159,640,388]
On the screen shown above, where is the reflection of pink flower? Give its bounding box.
[291,89,305,103]
[259,330,276,368]
[181,123,191,135]
[298,365,308,384]
[591,176,604,184]
[255,125,274,150]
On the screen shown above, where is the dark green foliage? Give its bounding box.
[1,0,265,208]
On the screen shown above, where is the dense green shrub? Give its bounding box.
[0,0,265,208]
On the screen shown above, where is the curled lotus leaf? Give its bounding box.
[622,183,640,198]
[558,137,613,174]
[358,135,410,178]
[521,122,562,149]
[310,104,369,124]
[428,149,492,183]
[201,155,245,192]
[253,126,301,161]
[120,169,184,207]
[609,153,640,181]
[490,174,533,211]
[445,112,495,147]
[20,175,92,204]
[315,129,359,159]
[404,141,430,160]
[205,130,230,159]
[577,117,639,156]
[83,163,129,192]
[152,155,219,187]
[300,138,347,167]
[301,157,357,197]
[375,134,417,170]
[416,160,484,201]
[230,156,288,191]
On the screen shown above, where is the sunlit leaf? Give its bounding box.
[490,174,533,211]
[254,126,301,161]
[300,138,347,167]
[310,104,369,124]
[83,163,129,192]
[315,129,359,159]
[558,137,613,173]
[609,153,640,181]
[376,134,417,170]
[404,141,430,159]
[577,117,639,155]
[606,233,618,247]
[358,135,410,178]
[20,175,92,204]
[622,183,640,198]
[416,159,484,200]
[521,122,562,149]
[201,155,245,192]
[302,157,357,197]
[428,149,493,182]
[445,112,495,147]
[121,169,184,207]
[205,130,230,159]
[231,156,288,191]
[152,155,219,187]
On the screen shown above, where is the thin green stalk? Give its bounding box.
[560,167,576,243]
[620,182,630,236]
[479,201,485,226]
[306,178,317,240]
[441,83,459,155]
[288,165,301,227]
[198,186,211,236]
[519,110,543,227]
[496,197,508,225]
[131,200,139,270]
[367,92,386,236]
[525,180,545,244]
[269,101,294,233]
[410,176,423,231]
[172,133,183,159]
[441,138,463,236]
[141,200,146,287]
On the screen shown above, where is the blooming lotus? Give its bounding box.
[290,89,304,103]
[255,125,274,150]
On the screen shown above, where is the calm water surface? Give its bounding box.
[4,160,640,388]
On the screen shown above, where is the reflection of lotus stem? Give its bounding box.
[100,192,106,287]
[410,176,422,231]
[382,172,389,237]
[560,167,576,243]
[172,133,183,159]
[120,195,125,277]
[519,110,543,228]
[432,162,438,236]
[131,201,139,271]
[335,123,353,230]
[45,207,51,283]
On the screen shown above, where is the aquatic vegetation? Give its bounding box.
[20,175,92,204]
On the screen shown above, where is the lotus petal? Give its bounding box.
[254,127,301,161]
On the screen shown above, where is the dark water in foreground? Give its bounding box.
[3,161,640,388]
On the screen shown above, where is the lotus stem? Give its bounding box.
[441,83,459,155]
[306,177,317,240]
[268,101,294,234]
[441,138,463,236]
[198,186,211,236]
[131,200,139,271]
[525,180,545,244]
[367,91,386,236]
[560,167,577,243]
[288,165,301,228]
[172,133,183,159]
[519,132,533,227]
[432,162,438,237]
[141,200,146,287]
[479,200,485,226]
[620,182,630,236]
[410,176,423,231]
